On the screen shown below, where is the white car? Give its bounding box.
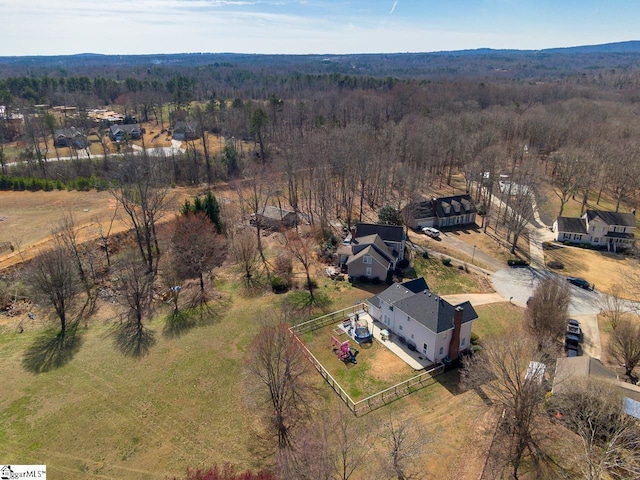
[421,227,441,238]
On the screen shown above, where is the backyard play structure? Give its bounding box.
[331,336,359,364]
[344,312,373,343]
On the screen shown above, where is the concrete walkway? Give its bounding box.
[441,293,508,307]
[357,313,434,370]
[573,313,602,359]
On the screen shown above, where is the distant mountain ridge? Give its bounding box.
[2,40,640,61]
[1,40,640,80]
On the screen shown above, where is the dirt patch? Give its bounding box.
[367,347,412,382]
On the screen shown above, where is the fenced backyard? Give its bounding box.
[290,303,445,416]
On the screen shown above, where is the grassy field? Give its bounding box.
[0,235,508,480]
[0,187,198,269]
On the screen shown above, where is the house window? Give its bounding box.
[439,346,443,355]
[407,316,410,322]
[422,343,428,354]
[363,255,372,264]
[389,305,394,311]
[593,237,599,243]
[461,338,466,346]
[411,334,414,339]
[365,267,371,276]
[399,325,403,331]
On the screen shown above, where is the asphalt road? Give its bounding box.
[491,267,603,315]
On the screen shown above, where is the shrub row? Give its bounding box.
[0,174,109,192]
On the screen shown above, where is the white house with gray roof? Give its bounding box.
[553,209,636,252]
[367,277,478,363]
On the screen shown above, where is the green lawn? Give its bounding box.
[412,256,490,295]
[302,324,416,401]
[472,302,525,341]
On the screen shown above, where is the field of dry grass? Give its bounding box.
[543,243,640,298]
[0,187,201,270]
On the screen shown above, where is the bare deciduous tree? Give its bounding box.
[525,276,571,350]
[30,246,80,335]
[113,255,155,357]
[284,410,375,480]
[108,155,169,276]
[229,229,261,288]
[246,320,309,451]
[551,151,586,218]
[171,211,226,307]
[378,417,428,480]
[608,317,640,380]
[53,212,97,312]
[462,331,547,479]
[599,287,631,330]
[552,378,640,480]
[284,230,316,305]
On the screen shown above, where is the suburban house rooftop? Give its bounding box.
[369,279,478,334]
[586,209,635,227]
[556,217,587,234]
[354,223,404,242]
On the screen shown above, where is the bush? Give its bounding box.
[507,259,529,267]
[270,276,289,294]
[442,256,452,266]
[470,332,480,345]
[547,260,564,269]
[421,250,429,259]
[358,275,369,283]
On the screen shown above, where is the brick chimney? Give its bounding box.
[448,306,464,360]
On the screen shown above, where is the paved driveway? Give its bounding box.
[491,267,605,358]
[491,267,602,314]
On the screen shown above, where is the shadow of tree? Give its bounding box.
[162,296,231,339]
[113,320,156,358]
[22,322,83,374]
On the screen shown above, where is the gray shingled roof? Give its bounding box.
[586,210,636,227]
[401,277,429,293]
[351,234,395,261]
[435,195,477,218]
[367,277,477,334]
[346,244,391,268]
[393,293,478,333]
[556,217,587,234]
[354,223,404,243]
[110,124,140,135]
[372,282,416,306]
[259,205,294,220]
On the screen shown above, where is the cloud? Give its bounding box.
[389,0,397,14]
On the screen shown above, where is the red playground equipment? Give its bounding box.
[331,336,358,364]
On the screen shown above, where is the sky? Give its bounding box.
[1,0,639,56]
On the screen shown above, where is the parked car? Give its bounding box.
[567,319,582,339]
[565,333,581,354]
[421,226,441,239]
[567,277,593,290]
